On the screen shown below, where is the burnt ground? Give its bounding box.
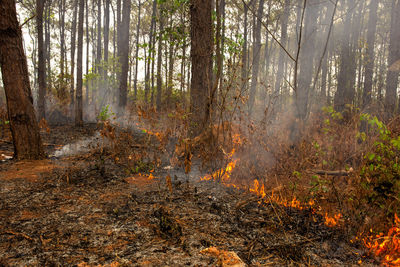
[0,124,378,266]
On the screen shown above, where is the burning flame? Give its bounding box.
[364,214,400,266]
[199,133,343,228]
[200,160,238,184]
[324,213,342,227]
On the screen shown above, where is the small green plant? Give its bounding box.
[128,160,154,174]
[309,175,329,194]
[358,114,400,215]
[98,105,115,121]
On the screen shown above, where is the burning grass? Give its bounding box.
[194,109,400,265]
[364,214,400,266]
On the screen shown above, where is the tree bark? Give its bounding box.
[334,0,359,114]
[117,0,131,111]
[85,0,89,105]
[44,1,51,90]
[156,10,164,111]
[37,0,46,120]
[241,2,249,96]
[385,0,400,116]
[133,0,142,101]
[296,0,319,120]
[274,0,289,102]
[248,0,264,116]
[70,0,78,107]
[75,0,84,126]
[0,0,45,159]
[190,0,213,136]
[58,0,66,98]
[166,33,175,107]
[150,0,157,106]
[103,0,110,85]
[362,0,379,109]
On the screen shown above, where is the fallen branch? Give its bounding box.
[313,169,352,176]
[2,230,34,241]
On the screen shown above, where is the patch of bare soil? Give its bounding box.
[0,124,378,266]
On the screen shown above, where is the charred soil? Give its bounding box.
[0,124,377,266]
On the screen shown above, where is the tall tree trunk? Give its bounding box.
[334,0,358,113]
[219,0,225,92]
[249,0,265,116]
[166,35,175,107]
[96,0,102,102]
[103,0,110,86]
[75,0,84,126]
[85,0,89,105]
[274,0,289,102]
[0,0,45,159]
[156,14,164,111]
[37,0,46,119]
[296,0,319,120]
[362,0,379,109]
[145,6,154,105]
[70,0,78,107]
[58,0,66,98]
[150,0,157,106]
[241,2,249,95]
[190,0,213,136]
[320,2,335,103]
[385,0,400,116]
[44,1,51,90]
[117,0,131,111]
[133,0,142,101]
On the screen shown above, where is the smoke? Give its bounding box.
[52,132,109,157]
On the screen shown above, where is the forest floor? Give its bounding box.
[0,123,379,266]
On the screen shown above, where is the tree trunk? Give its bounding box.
[156,13,164,111]
[85,0,89,105]
[58,0,66,98]
[70,0,78,107]
[150,0,157,106]
[248,0,264,116]
[44,1,51,90]
[241,2,249,96]
[117,0,131,111]
[96,0,102,103]
[362,0,379,109]
[103,0,110,85]
[0,0,45,159]
[190,0,213,136]
[385,0,400,116]
[296,0,319,120]
[133,0,142,101]
[75,0,84,126]
[166,35,175,107]
[274,0,289,103]
[334,0,358,113]
[37,0,46,120]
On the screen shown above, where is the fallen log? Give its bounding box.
[312,169,353,176]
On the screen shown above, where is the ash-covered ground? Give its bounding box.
[0,124,378,266]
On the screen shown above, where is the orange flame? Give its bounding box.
[324,213,342,227]
[200,149,343,228]
[364,214,400,265]
[249,179,266,198]
[200,160,238,184]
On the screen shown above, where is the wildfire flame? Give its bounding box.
[324,213,342,227]
[364,214,400,266]
[200,160,238,184]
[201,158,343,227]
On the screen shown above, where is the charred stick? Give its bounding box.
[313,170,351,176]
